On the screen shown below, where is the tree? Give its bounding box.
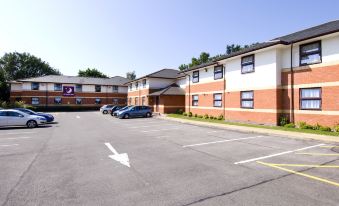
[0,52,61,101]
[126,71,136,80]
[178,64,188,71]
[78,68,108,78]
[199,52,210,64]
[226,44,242,55]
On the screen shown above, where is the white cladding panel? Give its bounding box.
[226,49,278,91]
[118,86,128,93]
[176,78,187,88]
[82,85,94,92]
[10,83,22,91]
[148,78,175,89]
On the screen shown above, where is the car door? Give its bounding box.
[7,111,26,126]
[0,111,8,126]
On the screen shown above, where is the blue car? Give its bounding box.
[14,108,54,122]
[117,106,152,119]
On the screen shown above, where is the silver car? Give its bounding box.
[100,105,114,114]
[0,109,47,128]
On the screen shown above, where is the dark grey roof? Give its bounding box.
[127,68,181,84]
[149,84,185,96]
[15,75,129,86]
[182,20,339,73]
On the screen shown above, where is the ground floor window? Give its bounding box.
[241,91,254,108]
[95,98,101,104]
[76,98,82,104]
[300,88,321,110]
[142,97,145,105]
[192,95,198,106]
[15,97,22,102]
[128,98,132,105]
[214,93,222,107]
[54,97,62,104]
[113,98,119,105]
[135,97,138,105]
[31,97,39,105]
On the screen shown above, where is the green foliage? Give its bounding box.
[178,64,189,71]
[297,121,313,129]
[0,101,34,110]
[188,112,193,117]
[312,123,321,130]
[194,114,198,118]
[78,68,108,78]
[279,115,289,126]
[175,109,183,114]
[217,114,224,120]
[203,114,209,119]
[126,71,136,80]
[284,123,295,128]
[198,115,203,118]
[333,125,339,132]
[183,112,187,116]
[319,126,331,132]
[209,115,214,120]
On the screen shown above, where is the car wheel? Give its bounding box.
[103,110,108,114]
[146,112,152,118]
[124,113,130,119]
[27,120,37,128]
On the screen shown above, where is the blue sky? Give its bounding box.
[0,0,338,78]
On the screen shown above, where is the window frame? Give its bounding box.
[54,97,62,104]
[241,54,255,74]
[240,91,254,109]
[112,86,119,93]
[95,98,101,104]
[54,83,62,91]
[31,82,39,90]
[142,96,145,106]
[299,87,322,110]
[135,97,138,105]
[75,98,82,105]
[214,66,223,80]
[113,98,119,105]
[142,79,147,88]
[192,71,199,83]
[192,95,199,106]
[299,41,322,66]
[213,93,222,107]
[31,97,39,105]
[95,85,101,92]
[76,84,82,92]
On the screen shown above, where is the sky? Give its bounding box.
[0,0,339,78]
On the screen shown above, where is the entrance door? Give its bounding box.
[155,96,160,112]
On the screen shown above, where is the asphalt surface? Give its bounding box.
[0,111,338,206]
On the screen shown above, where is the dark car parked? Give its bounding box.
[14,108,54,122]
[110,105,126,116]
[117,106,152,119]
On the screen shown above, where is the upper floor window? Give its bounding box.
[214,66,223,80]
[142,79,147,88]
[135,82,139,89]
[300,41,322,66]
[76,84,82,92]
[241,55,255,74]
[95,85,101,92]
[129,84,132,90]
[213,93,222,107]
[300,88,321,110]
[112,86,119,92]
[54,83,62,91]
[31,82,39,90]
[192,71,199,83]
[192,95,199,106]
[241,91,254,108]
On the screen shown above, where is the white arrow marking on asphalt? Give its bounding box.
[76,116,80,119]
[104,143,130,167]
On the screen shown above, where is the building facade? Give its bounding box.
[10,75,128,109]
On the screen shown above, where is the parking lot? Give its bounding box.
[0,111,338,206]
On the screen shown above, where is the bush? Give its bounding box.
[217,114,224,120]
[319,126,332,132]
[334,125,339,132]
[214,117,218,120]
[312,123,321,130]
[203,114,209,119]
[194,114,198,118]
[284,123,295,128]
[279,115,289,126]
[176,109,184,115]
[297,121,313,129]
[198,115,203,118]
[183,112,187,116]
[209,115,214,120]
[188,112,193,117]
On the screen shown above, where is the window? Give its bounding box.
[95,85,101,92]
[300,41,322,66]
[76,98,82,105]
[192,71,199,83]
[95,98,101,104]
[8,111,23,117]
[135,97,138,105]
[54,83,62,91]
[142,96,145,105]
[31,82,39,90]
[0,111,6,116]
[142,79,146,88]
[113,98,119,105]
[241,91,254,108]
[31,97,39,105]
[54,97,62,104]
[300,88,321,110]
[129,84,132,90]
[214,93,222,107]
[241,55,255,74]
[76,84,82,92]
[128,98,132,105]
[214,66,223,80]
[192,95,199,106]
[135,82,139,89]
[112,86,119,92]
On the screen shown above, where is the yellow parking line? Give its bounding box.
[320,146,339,148]
[296,153,339,156]
[268,163,339,168]
[257,161,339,187]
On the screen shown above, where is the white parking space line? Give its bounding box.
[141,127,182,133]
[76,115,81,119]
[183,136,264,148]
[0,137,32,140]
[0,144,19,147]
[0,132,35,136]
[130,124,177,129]
[234,143,325,165]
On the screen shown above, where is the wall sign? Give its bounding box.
[63,86,75,96]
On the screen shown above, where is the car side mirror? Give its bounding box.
[19,115,24,118]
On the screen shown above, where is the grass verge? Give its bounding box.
[167,114,339,137]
